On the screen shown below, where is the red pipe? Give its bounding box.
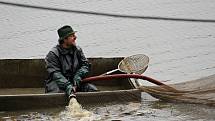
[82,74,175,90]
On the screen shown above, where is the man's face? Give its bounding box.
[65,33,77,46]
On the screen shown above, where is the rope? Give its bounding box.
[0,1,215,23]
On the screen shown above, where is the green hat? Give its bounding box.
[57,25,77,42]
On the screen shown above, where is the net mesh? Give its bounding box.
[118,54,149,74]
[139,74,215,106]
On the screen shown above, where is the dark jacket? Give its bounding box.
[45,45,90,93]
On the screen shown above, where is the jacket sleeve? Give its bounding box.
[45,51,69,84]
[74,47,90,79]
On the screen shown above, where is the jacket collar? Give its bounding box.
[57,45,77,55]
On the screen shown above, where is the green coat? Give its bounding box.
[45,45,90,95]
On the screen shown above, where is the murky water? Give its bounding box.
[1,94,215,121]
[0,0,215,120]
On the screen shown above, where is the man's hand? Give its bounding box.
[72,86,77,93]
[73,75,81,87]
[67,85,77,99]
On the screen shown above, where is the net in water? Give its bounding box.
[139,74,215,106]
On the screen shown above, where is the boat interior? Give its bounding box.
[0,57,136,95]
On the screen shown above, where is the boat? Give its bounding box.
[0,57,141,111]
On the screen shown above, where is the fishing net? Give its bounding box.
[139,74,215,106]
[118,54,149,74]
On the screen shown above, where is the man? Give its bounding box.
[45,25,97,99]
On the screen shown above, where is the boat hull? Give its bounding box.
[0,57,141,111]
[0,89,140,111]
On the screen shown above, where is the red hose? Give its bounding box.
[82,74,176,90]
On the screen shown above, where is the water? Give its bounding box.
[1,97,215,121]
[0,0,215,120]
[67,98,92,118]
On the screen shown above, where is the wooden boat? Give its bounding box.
[0,57,141,111]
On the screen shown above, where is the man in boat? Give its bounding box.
[45,25,97,99]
